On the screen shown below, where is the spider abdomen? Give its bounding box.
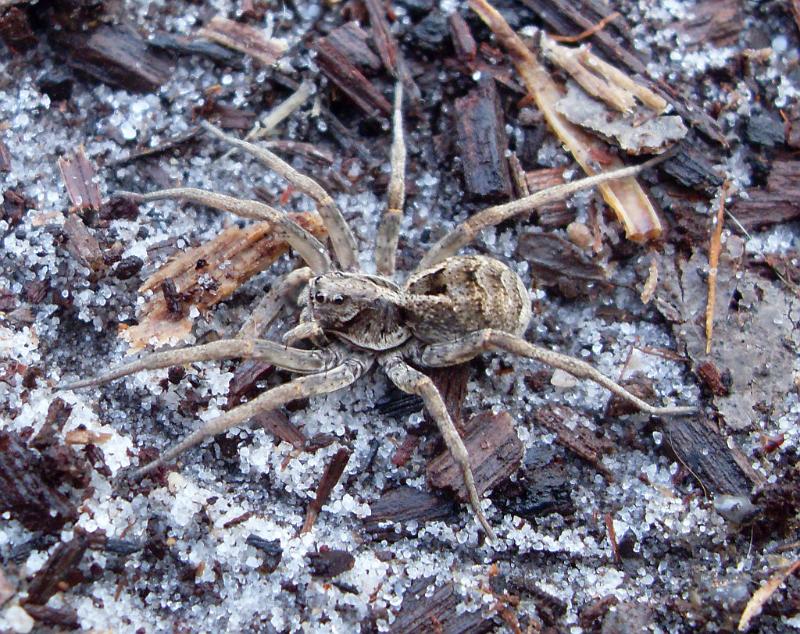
[403,255,532,343]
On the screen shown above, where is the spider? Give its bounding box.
[61,84,694,540]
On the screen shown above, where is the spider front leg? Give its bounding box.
[417,329,696,416]
[415,153,672,273]
[237,267,313,340]
[375,82,406,277]
[200,121,360,272]
[382,354,497,541]
[130,354,371,478]
[58,338,334,390]
[117,188,330,274]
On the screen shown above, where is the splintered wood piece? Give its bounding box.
[655,416,763,496]
[55,25,172,93]
[122,211,326,349]
[58,146,102,212]
[738,560,800,632]
[732,161,800,230]
[675,0,743,48]
[313,28,392,118]
[427,411,523,500]
[706,183,729,354]
[363,0,397,73]
[62,214,105,275]
[24,534,88,606]
[470,0,664,242]
[301,448,351,534]
[197,16,287,66]
[525,168,571,226]
[0,431,78,531]
[255,409,307,450]
[390,578,492,633]
[449,12,477,61]
[533,404,615,480]
[455,76,513,201]
[365,487,456,535]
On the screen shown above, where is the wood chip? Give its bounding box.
[470,0,665,242]
[122,211,326,349]
[197,16,287,66]
[675,0,743,48]
[427,411,524,500]
[556,83,686,155]
[706,183,729,353]
[364,486,456,536]
[62,214,105,275]
[301,448,351,534]
[312,26,392,118]
[732,160,800,230]
[738,560,800,631]
[449,12,477,61]
[57,146,101,212]
[54,25,172,93]
[533,404,615,480]
[455,76,513,201]
[390,578,492,633]
[24,533,88,606]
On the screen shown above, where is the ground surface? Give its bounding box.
[1,0,799,632]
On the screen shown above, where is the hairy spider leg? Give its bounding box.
[237,266,314,340]
[58,339,334,391]
[375,82,407,278]
[116,188,330,275]
[382,354,497,540]
[417,329,696,416]
[130,356,371,478]
[415,152,673,272]
[200,120,359,272]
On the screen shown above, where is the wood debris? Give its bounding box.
[54,24,172,93]
[533,404,615,480]
[122,212,326,349]
[427,411,524,501]
[517,231,612,295]
[470,0,667,242]
[455,76,513,201]
[62,214,105,276]
[364,487,456,538]
[738,560,800,631]
[57,146,101,212]
[675,0,743,48]
[301,448,351,534]
[655,244,800,431]
[390,578,492,633]
[23,533,88,606]
[706,184,729,354]
[312,23,392,118]
[732,161,800,230]
[197,16,287,66]
[556,83,687,155]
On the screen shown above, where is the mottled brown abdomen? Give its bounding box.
[402,255,532,344]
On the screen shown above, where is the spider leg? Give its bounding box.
[415,153,672,273]
[417,329,696,416]
[58,339,334,390]
[116,188,330,275]
[382,355,497,541]
[375,82,406,277]
[237,267,313,340]
[130,355,371,479]
[200,121,359,272]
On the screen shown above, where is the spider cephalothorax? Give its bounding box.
[60,83,693,541]
[308,272,410,350]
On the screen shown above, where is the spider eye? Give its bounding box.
[315,292,325,303]
[333,295,345,305]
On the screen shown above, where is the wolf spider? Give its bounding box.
[61,84,693,540]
